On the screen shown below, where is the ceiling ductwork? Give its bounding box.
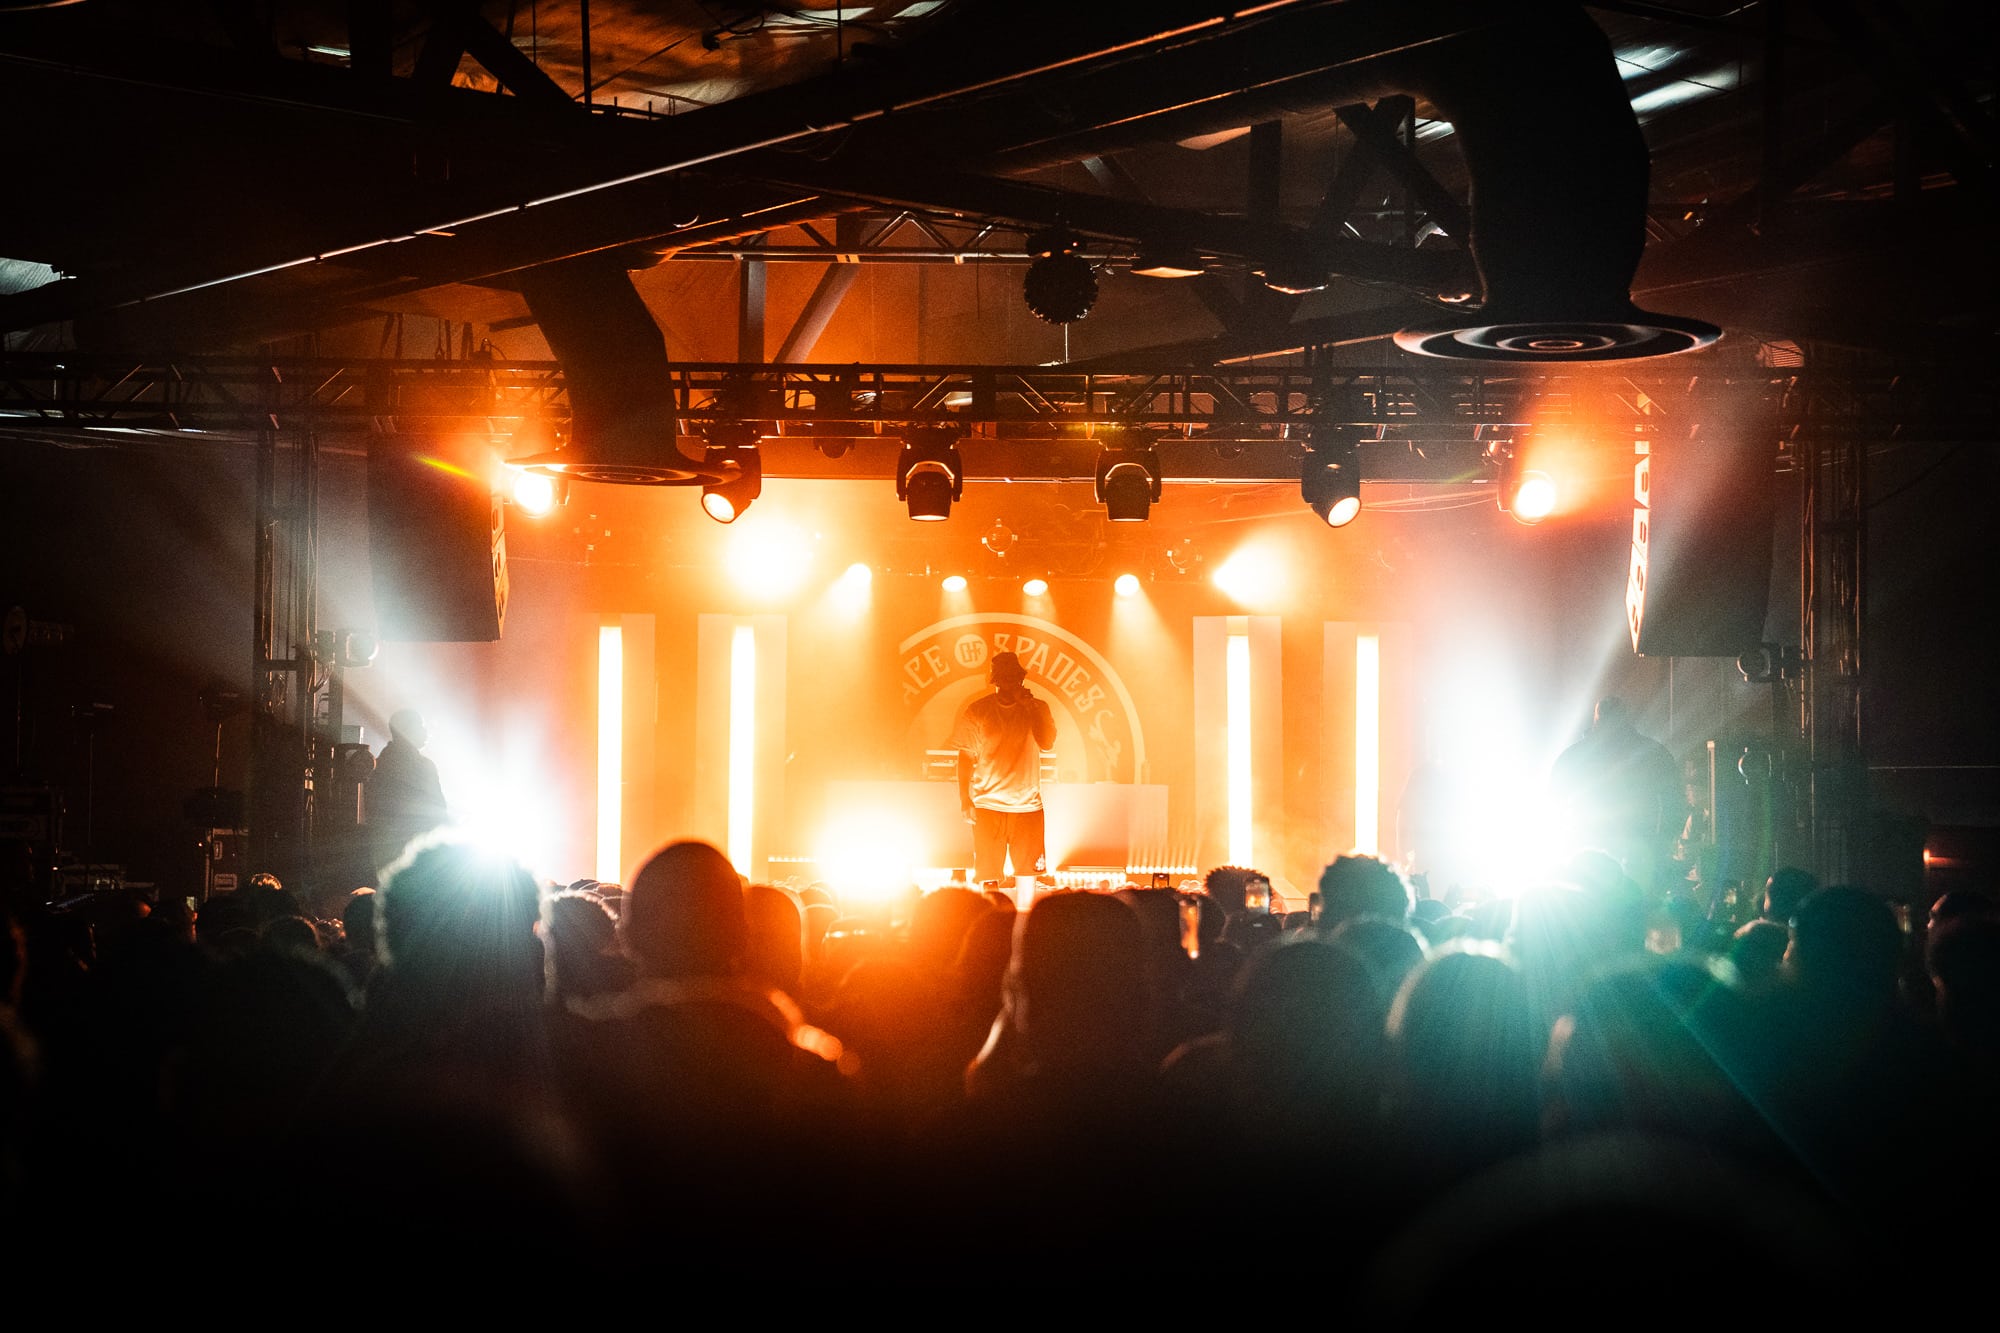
[515,256,720,486]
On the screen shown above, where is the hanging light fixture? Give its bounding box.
[897,427,965,521]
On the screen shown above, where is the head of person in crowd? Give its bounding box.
[1202,865,1257,918]
[1317,854,1415,930]
[1926,906,2000,1059]
[1226,937,1389,1130]
[1763,866,1820,924]
[908,886,993,982]
[1544,955,1755,1143]
[1009,890,1150,1080]
[741,883,805,995]
[545,889,631,1001]
[341,887,378,948]
[1388,943,1541,1174]
[1327,915,1427,1006]
[622,840,747,981]
[377,832,543,1008]
[1729,918,1791,991]
[1786,885,1902,1007]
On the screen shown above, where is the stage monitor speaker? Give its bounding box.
[1626,425,1775,658]
[369,436,508,642]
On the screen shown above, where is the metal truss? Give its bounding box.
[1,354,1989,482]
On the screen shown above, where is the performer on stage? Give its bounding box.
[952,651,1057,885]
[1548,695,1683,895]
[365,707,448,873]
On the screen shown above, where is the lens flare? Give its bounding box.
[1213,544,1285,605]
[728,520,814,598]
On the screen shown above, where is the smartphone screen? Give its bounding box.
[1244,876,1270,913]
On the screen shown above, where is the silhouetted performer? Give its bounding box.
[1548,696,1682,894]
[952,651,1056,885]
[366,708,447,874]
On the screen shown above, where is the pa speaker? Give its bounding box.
[1625,424,1775,658]
[368,436,508,642]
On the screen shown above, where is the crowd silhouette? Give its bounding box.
[1,822,1995,1310]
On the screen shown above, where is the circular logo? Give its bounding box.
[953,634,988,669]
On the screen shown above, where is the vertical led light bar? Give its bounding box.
[1226,632,1252,866]
[596,625,623,884]
[728,622,757,873]
[1355,634,1381,855]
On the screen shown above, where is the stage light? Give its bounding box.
[1491,442,1558,525]
[1513,471,1558,522]
[1023,577,1049,597]
[510,468,564,516]
[699,422,762,524]
[596,625,623,884]
[982,521,1017,557]
[1024,229,1098,324]
[1114,573,1141,597]
[1301,435,1362,527]
[841,562,872,588]
[897,428,964,521]
[337,629,378,670]
[942,574,968,593]
[1094,440,1162,522]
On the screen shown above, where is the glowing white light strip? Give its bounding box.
[596,626,623,884]
[1355,634,1381,855]
[1227,632,1252,866]
[728,623,757,873]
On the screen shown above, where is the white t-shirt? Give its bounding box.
[950,691,1056,813]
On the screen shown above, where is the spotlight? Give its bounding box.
[1300,436,1362,528]
[942,574,968,593]
[1513,472,1558,522]
[704,436,764,520]
[1492,443,1557,525]
[337,629,379,670]
[841,562,873,588]
[510,468,565,516]
[1023,577,1049,597]
[1114,573,1141,597]
[897,428,964,522]
[1024,229,1098,324]
[1095,440,1163,522]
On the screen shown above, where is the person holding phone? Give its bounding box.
[951,651,1057,885]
